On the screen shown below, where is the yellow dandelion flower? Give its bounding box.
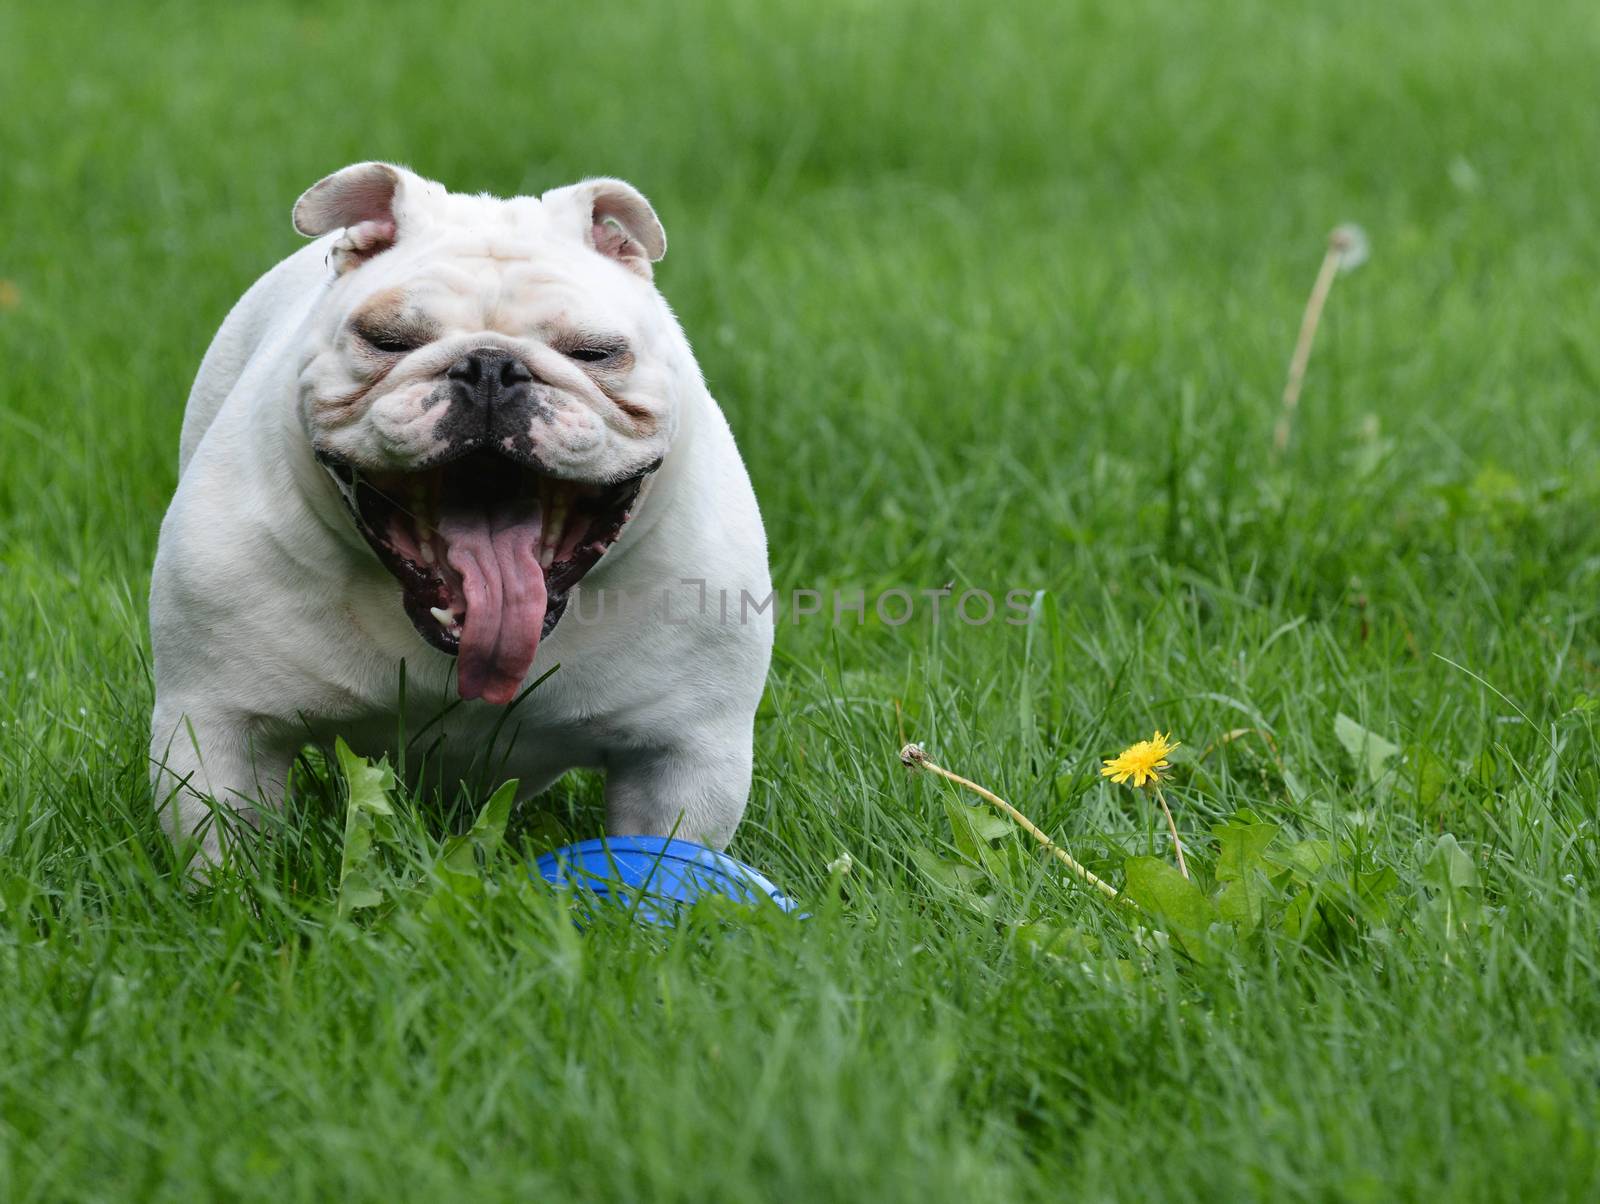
[1100,731,1179,788]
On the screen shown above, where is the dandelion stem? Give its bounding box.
[1152,785,1189,879]
[899,743,1128,906]
[1273,235,1343,455]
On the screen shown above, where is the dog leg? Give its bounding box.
[149,708,292,867]
[603,736,754,851]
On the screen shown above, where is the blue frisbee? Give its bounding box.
[533,836,800,923]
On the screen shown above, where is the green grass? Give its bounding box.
[4,0,1600,1198]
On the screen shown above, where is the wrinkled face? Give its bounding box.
[293,167,681,704]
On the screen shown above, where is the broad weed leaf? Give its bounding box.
[909,845,984,892]
[944,798,1012,851]
[1211,813,1283,934]
[1355,867,1400,924]
[1422,833,1479,894]
[1280,768,1316,808]
[1012,921,1099,961]
[468,778,517,846]
[909,846,998,916]
[1124,855,1218,959]
[1213,815,1280,882]
[1276,839,1336,879]
[436,779,520,898]
[942,798,1019,887]
[1334,713,1401,788]
[1421,832,1483,937]
[1400,745,1454,817]
[335,738,399,918]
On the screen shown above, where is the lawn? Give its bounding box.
[3,0,1600,1198]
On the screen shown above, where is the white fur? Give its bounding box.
[150,166,773,864]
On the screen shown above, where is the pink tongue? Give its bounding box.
[439,502,547,705]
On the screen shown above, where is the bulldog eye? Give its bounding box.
[568,347,613,363]
[355,325,426,355]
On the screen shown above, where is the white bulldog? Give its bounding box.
[150,162,773,864]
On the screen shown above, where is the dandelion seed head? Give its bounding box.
[1330,223,1369,274]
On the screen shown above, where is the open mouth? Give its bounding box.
[320,449,648,704]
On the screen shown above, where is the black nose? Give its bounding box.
[446,348,533,406]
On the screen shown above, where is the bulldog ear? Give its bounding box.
[293,162,418,273]
[543,178,666,279]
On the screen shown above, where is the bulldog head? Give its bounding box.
[292,162,682,705]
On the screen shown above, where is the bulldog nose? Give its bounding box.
[447,348,532,405]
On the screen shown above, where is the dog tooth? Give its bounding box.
[429,606,454,627]
[538,545,555,569]
[418,541,436,565]
[544,498,569,558]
